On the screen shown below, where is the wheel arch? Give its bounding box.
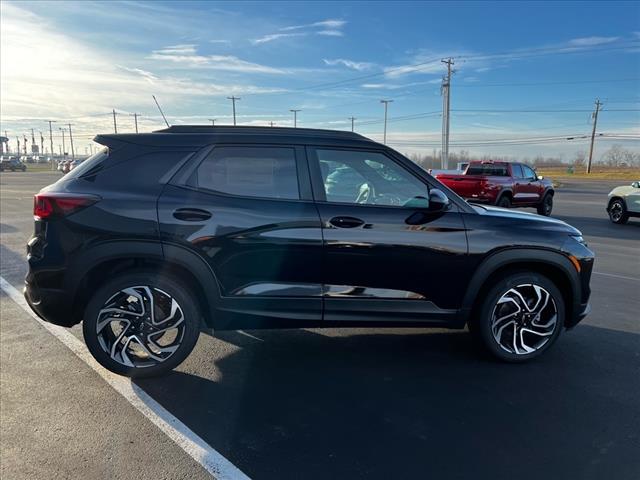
[459,248,580,328]
[607,195,626,210]
[66,241,221,329]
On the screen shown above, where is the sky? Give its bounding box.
[1,0,639,160]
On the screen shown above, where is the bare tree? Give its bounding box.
[573,150,586,167]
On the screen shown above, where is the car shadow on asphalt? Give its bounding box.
[136,325,640,480]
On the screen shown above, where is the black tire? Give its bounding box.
[470,271,564,362]
[83,271,201,377]
[537,193,553,216]
[608,198,629,224]
[496,195,511,208]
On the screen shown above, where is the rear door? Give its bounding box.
[157,144,324,328]
[308,146,468,324]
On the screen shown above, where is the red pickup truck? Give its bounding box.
[435,161,555,216]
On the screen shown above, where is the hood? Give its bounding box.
[471,204,581,235]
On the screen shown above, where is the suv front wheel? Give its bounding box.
[471,272,564,362]
[83,271,201,377]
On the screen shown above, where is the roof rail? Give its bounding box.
[152,124,370,140]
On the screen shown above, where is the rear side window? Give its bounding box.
[63,148,109,179]
[466,164,509,176]
[195,146,299,200]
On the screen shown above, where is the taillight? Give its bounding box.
[33,193,99,219]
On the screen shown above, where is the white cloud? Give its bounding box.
[323,58,375,71]
[252,18,346,45]
[317,30,344,37]
[568,36,619,47]
[149,46,286,73]
[250,32,306,45]
[280,19,346,31]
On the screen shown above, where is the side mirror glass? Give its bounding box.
[428,188,450,212]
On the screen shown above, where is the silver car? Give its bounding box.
[607,181,640,224]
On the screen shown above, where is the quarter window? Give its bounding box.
[315,149,429,206]
[196,147,299,200]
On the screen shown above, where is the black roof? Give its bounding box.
[95,125,377,149]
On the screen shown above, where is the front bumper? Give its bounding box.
[567,301,591,329]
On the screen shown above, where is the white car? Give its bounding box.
[607,181,640,224]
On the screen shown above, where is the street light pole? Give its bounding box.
[290,109,301,128]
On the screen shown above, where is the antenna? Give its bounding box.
[152,95,170,127]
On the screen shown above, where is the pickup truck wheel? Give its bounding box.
[537,193,553,216]
[472,272,564,362]
[83,271,201,377]
[497,195,511,208]
[608,199,629,224]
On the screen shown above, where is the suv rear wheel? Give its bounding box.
[471,272,564,362]
[537,193,553,216]
[82,271,201,377]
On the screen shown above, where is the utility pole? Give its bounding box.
[208,118,216,126]
[16,137,20,154]
[586,98,602,174]
[23,135,28,154]
[227,96,240,125]
[131,113,140,133]
[46,120,56,169]
[4,131,8,153]
[269,121,275,127]
[30,129,36,153]
[59,128,67,157]
[290,109,301,128]
[68,123,75,159]
[39,131,44,155]
[112,109,118,133]
[380,99,393,145]
[349,116,356,132]
[441,57,455,169]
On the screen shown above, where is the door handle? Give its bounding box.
[172,208,212,221]
[329,216,365,228]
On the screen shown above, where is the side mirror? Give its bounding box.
[537,175,544,180]
[631,181,640,188]
[428,188,450,212]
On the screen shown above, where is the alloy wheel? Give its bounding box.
[95,286,185,368]
[610,201,623,222]
[490,284,557,355]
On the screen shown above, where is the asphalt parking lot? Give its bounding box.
[1,171,639,479]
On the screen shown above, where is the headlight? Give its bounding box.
[570,234,586,245]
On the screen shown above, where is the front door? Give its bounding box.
[307,147,468,324]
[158,144,323,328]
[517,164,543,204]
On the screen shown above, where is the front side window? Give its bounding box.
[196,147,299,200]
[522,165,537,180]
[315,149,428,206]
[511,164,524,178]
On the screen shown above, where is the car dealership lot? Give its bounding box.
[1,172,639,479]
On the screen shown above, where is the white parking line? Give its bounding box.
[593,271,640,282]
[0,276,250,480]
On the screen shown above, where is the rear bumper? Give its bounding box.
[24,280,78,327]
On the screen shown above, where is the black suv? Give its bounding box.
[25,126,594,377]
